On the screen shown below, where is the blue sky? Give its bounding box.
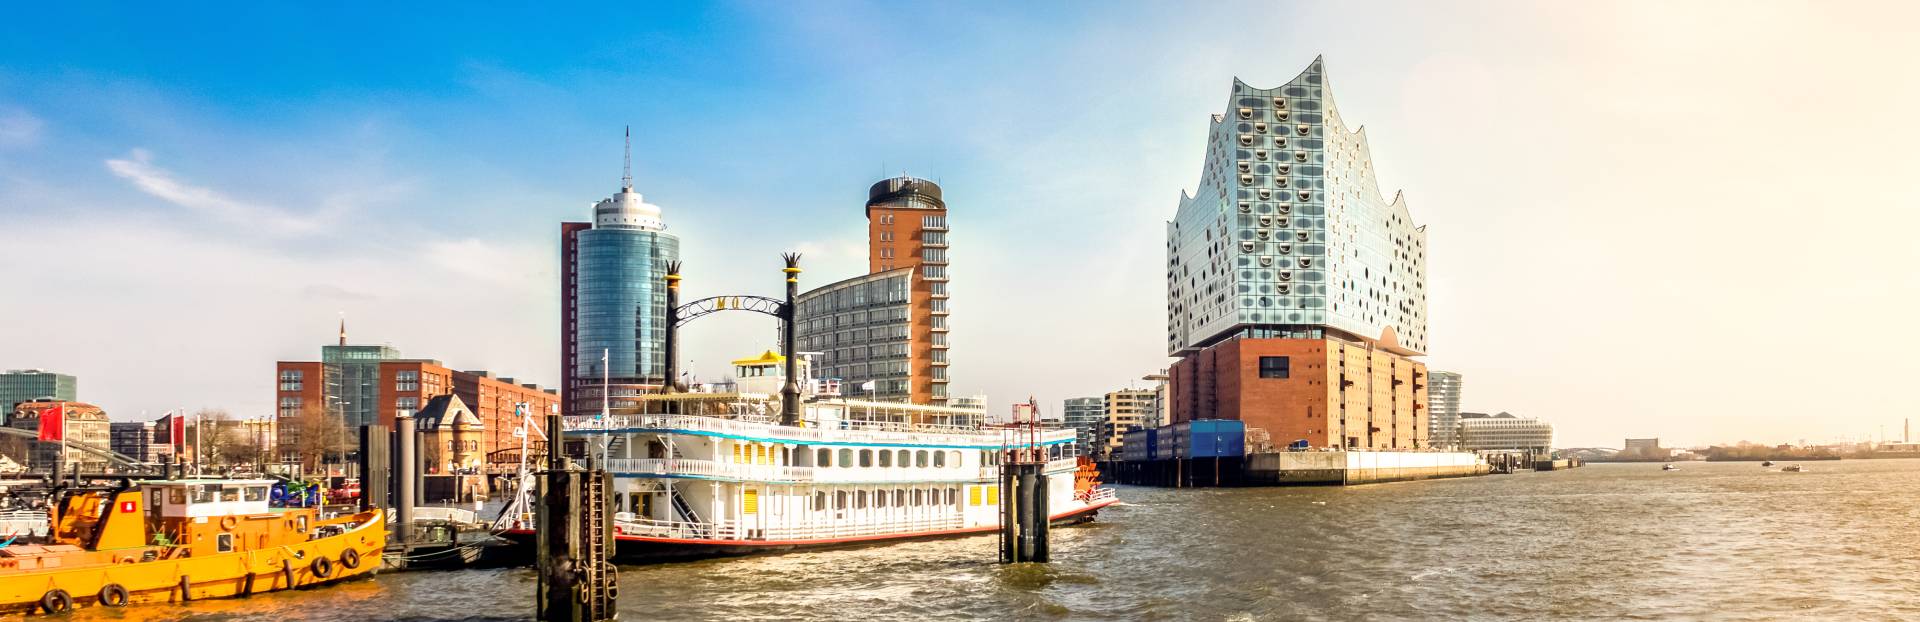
[4,2,1918,447]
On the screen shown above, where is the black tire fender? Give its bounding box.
[40,589,74,614]
[311,555,335,579]
[98,583,131,607]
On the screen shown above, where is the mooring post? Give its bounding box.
[393,415,416,546]
[537,407,617,621]
[998,419,1051,564]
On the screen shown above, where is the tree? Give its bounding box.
[282,401,350,474]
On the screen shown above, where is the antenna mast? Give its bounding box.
[622,126,632,191]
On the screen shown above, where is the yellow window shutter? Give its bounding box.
[744,488,758,514]
[969,486,981,506]
[986,486,998,506]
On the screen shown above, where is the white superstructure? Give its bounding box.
[500,383,1116,557]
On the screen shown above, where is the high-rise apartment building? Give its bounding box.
[1166,59,1431,450]
[796,268,915,402]
[1101,389,1157,457]
[1427,371,1463,448]
[1063,397,1105,452]
[796,176,951,405]
[560,151,681,416]
[0,369,77,418]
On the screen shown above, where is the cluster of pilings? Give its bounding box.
[535,410,617,621]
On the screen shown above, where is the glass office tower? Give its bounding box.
[564,178,680,416]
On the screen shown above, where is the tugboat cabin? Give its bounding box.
[138,479,325,555]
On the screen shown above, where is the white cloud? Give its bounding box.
[104,149,329,235]
[0,107,43,148]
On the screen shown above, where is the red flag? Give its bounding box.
[37,404,65,442]
[169,413,186,448]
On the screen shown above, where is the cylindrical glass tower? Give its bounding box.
[571,185,680,414]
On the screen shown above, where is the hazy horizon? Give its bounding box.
[4,1,1916,448]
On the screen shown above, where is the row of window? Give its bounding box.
[813,447,962,469]
[813,486,961,511]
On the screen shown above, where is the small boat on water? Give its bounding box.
[1781,464,1804,472]
[1662,464,1679,471]
[0,478,382,615]
[1761,461,1775,467]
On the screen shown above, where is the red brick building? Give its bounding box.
[1169,332,1428,451]
[276,352,557,463]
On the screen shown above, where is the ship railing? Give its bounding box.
[569,414,1067,448]
[1085,487,1119,503]
[613,514,967,542]
[978,457,1084,480]
[603,458,814,482]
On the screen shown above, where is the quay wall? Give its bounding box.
[1245,451,1487,485]
[1105,451,1487,487]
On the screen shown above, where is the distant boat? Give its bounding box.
[1761,461,1775,467]
[1662,464,1679,471]
[1781,464,1804,472]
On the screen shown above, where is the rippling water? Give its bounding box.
[61,459,1920,621]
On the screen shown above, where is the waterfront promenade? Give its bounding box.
[55,459,1920,621]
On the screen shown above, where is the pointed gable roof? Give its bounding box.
[414,394,481,431]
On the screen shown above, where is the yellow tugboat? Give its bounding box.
[0,478,383,615]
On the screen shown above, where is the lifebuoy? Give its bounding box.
[40,589,73,614]
[98,583,131,608]
[311,556,335,579]
[339,548,361,570]
[220,516,239,531]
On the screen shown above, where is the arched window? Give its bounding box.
[835,490,847,509]
[896,449,910,467]
[878,450,892,467]
[860,449,873,467]
[839,448,853,467]
[817,448,831,467]
[857,490,869,509]
[950,451,962,467]
[915,489,927,506]
[814,491,826,511]
[877,490,889,508]
[915,450,929,468]
[933,451,946,468]
[894,488,906,507]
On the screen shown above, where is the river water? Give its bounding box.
[62,459,1920,621]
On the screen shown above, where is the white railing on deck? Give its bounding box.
[567,414,1074,449]
[604,458,814,482]
[980,457,1083,480]
[613,514,967,542]
[1085,487,1118,503]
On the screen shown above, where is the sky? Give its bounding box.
[2,1,1916,448]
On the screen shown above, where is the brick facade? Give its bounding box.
[1170,337,1427,450]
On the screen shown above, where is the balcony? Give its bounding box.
[604,458,813,482]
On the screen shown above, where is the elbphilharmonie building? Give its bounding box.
[1166,58,1433,451]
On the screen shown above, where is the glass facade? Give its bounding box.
[321,345,400,428]
[567,182,680,414]
[574,228,680,387]
[0,370,77,416]
[1168,58,1429,356]
[1063,397,1105,452]
[1427,371,1463,448]
[795,268,914,401]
